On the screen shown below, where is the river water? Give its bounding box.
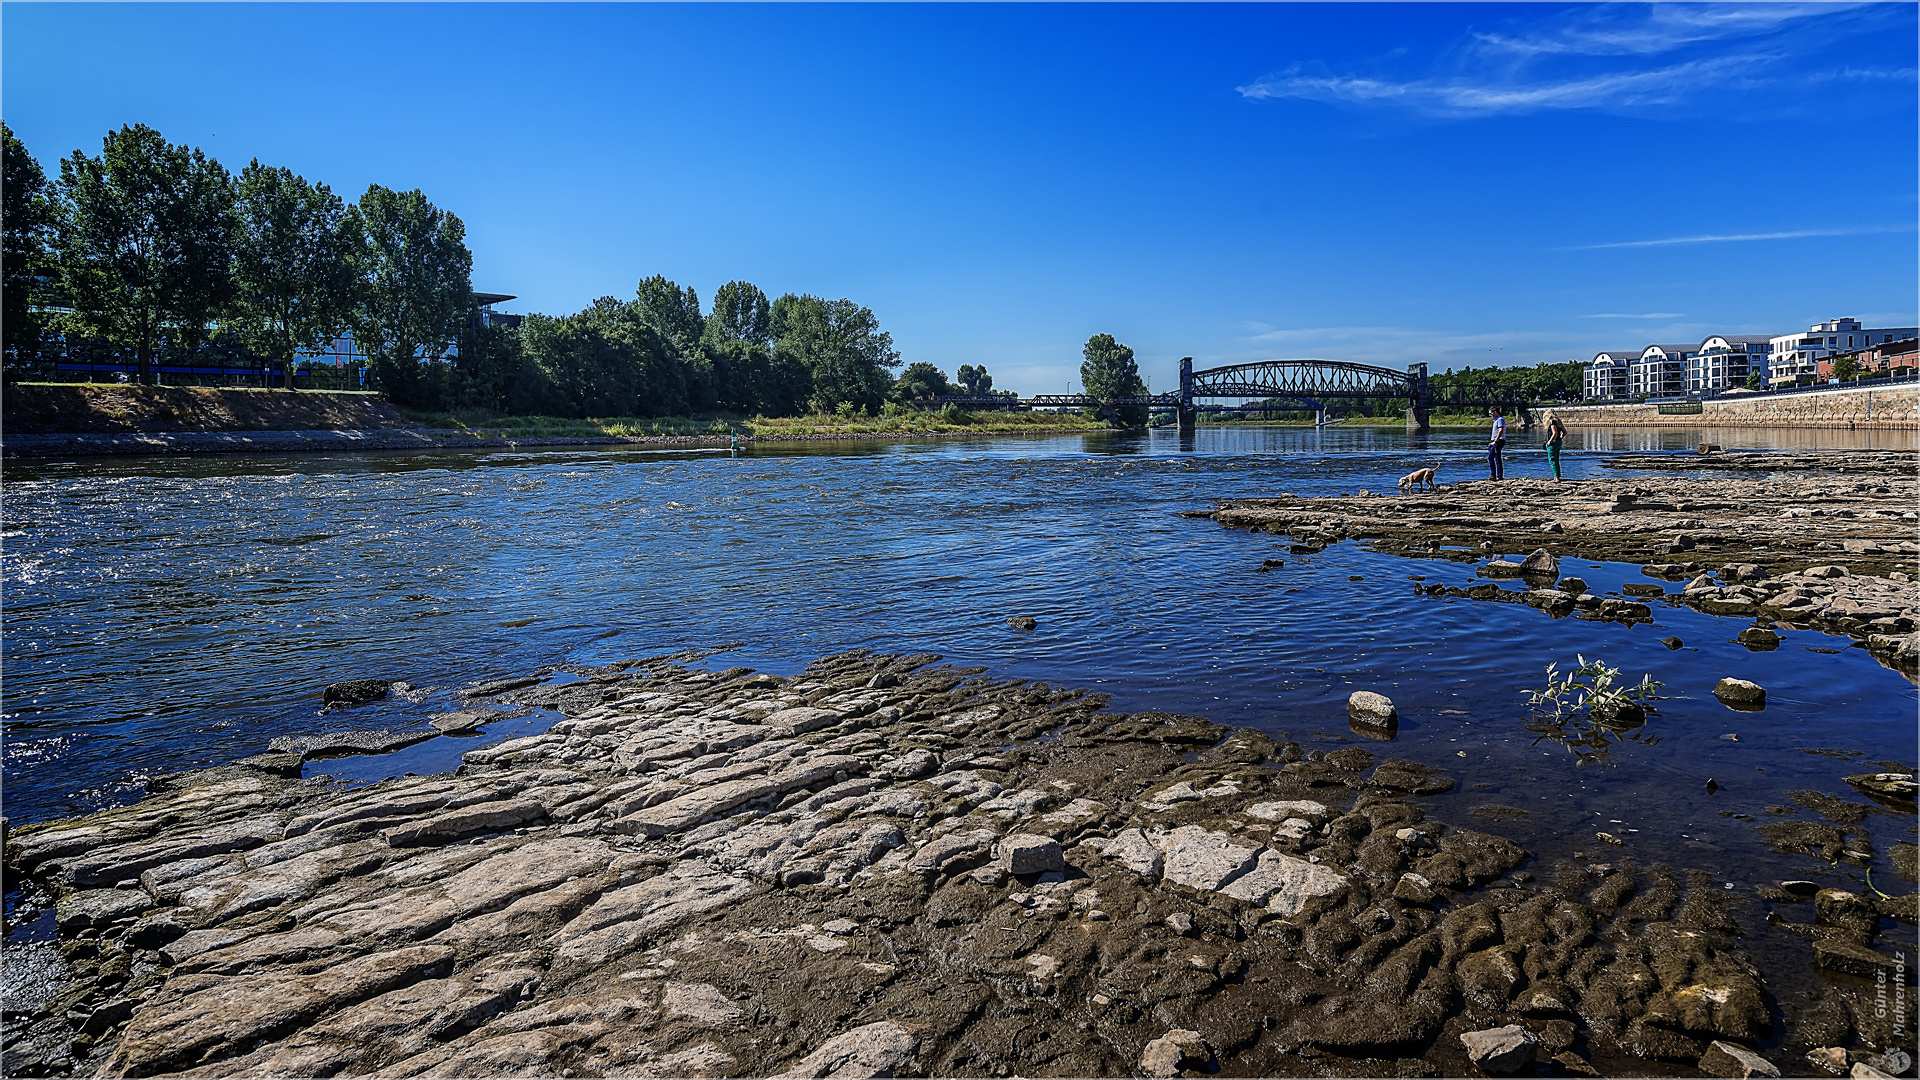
[4,426,1917,969]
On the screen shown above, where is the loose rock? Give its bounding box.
[1700,1041,1781,1078]
[1460,1024,1538,1075]
[1000,833,1064,876]
[322,678,394,706]
[1139,1029,1207,1078]
[1346,690,1397,730]
[1713,678,1767,710]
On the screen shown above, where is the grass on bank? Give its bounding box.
[402,406,1108,439]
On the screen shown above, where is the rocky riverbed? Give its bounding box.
[1200,460,1920,677]
[4,650,1915,1079]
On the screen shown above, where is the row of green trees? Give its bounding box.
[2,123,941,419]
[480,278,908,419]
[4,122,474,393]
[1431,360,1584,403]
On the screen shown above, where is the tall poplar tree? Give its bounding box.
[3,123,58,371]
[57,124,234,383]
[346,185,473,404]
[705,280,771,346]
[633,275,703,351]
[229,161,354,390]
[1080,333,1148,426]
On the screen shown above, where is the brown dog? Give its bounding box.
[1398,466,1438,492]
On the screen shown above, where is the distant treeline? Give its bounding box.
[2,123,1013,418]
[1430,361,1584,404]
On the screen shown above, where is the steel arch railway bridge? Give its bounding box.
[937,357,1548,432]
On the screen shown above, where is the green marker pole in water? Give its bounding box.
[730,427,739,458]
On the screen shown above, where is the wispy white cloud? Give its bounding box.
[1579,312,1684,319]
[1473,4,1852,58]
[1238,3,1909,117]
[1239,56,1756,115]
[1567,225,1911,250]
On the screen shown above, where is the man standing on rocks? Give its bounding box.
[1487,407,1507,481]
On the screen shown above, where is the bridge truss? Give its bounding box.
[936,356,1548,431]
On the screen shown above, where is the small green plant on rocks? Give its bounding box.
[1525,655,1662,722]
[1523,655,1665,765]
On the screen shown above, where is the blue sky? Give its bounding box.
[5,3,1915,393]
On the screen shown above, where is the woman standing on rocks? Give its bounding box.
[1544,411,1568,482]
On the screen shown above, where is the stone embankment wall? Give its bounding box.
[1,384,416,435]
[1555,383,1919,429]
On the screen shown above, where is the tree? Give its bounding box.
[954,364,993,396]
[708,338,805,416]
[1080,333,1148,426]
[890,361,951,404]
[3,123,59,373]
[705,280,771,346]
[633,275,702,351]
[57,124,235,383]
[1744,372,1763,391]
[228,161,354,390]
[771,293,899,415]
[516,297,717,418]
[346,185,473,405]
[1833,355,1859,382]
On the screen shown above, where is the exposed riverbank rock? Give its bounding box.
[2,651,1890,1079]
[321,678,394,706]
[1460,1025,1538,1075]
[267,728,437,759]
[1700,1040,1782,1078]
[1196,468,1920,676]
[1345,691,1397,730]
[1713,678,1767,710]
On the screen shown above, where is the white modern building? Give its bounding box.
[1690,335,1772,393]
[1584,351,1635,400]
[1630,344,1694,398]
[1768,318,1919,387]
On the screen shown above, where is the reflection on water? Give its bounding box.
[1523,706,1664,767]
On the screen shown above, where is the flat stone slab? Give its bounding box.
[1153,826,1262,892]
[427,709,507,734]
[268,729,438,760]
[1461,1025,1537,1076]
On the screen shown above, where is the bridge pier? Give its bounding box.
[1177,357,1196,434]
[1406,362,1431,433]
